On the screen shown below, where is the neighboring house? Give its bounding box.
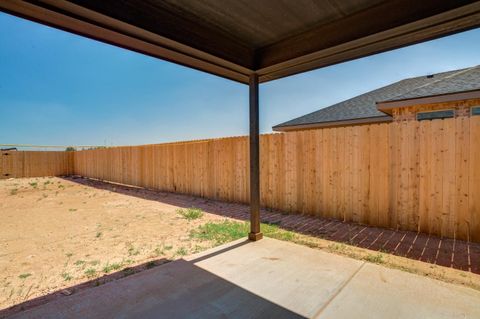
[273,65,480,131]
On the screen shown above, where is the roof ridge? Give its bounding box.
[388,66,478,101]
[402,66,474,81]
[412,66,475,89]
[385,66,477,101]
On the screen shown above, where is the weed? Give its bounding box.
[65,253,73,258]
[10,189,18,195]
[29,182,38,188]
[127,245,140,256]
[61,272,72,281]
[58,185,65,189]
[177,207,204,221]
[102,262,123,273]
[69,208,77,212]
[74,260,86,266]
[164,245,173,251]
[192,245,204,253]
[153,247,164,256]
[364,253,385,264]
[175,247,188,256]
[95,232,102,238]
[84,268,96,278]
[18,273,31,279]
[328,243,348,252]
[146,261,156,269]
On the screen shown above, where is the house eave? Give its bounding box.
[273,116,392,132]
[376,89,480,114]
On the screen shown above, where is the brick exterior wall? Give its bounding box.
[391,98,480,122]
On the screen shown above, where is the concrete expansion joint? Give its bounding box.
[311,262,366,318]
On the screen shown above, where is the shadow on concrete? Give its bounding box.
[64,176,480,275]
[2,240,305,319]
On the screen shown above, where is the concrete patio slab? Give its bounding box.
[7,238,480,319]
[315,262,480,319]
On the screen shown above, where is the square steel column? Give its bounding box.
[248,73,263,241]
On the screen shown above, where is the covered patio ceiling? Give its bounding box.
[1,0,480,83]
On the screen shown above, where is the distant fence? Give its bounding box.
[0,151,73,178]
[3,117,479,242]
[73,117,480,242]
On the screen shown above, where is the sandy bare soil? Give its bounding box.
[0,177,227,310]
[2,176,479,315]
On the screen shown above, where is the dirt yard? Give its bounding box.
[0,176,229,311]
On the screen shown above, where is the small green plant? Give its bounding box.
[146,261,156,269]
[74,260,86,266]
[328,243,348,252]
[175,247,188,256]
[164,245,173,251]
[58,184,65,189]
[10,189,18,195]
[84,268,96,278]
[69,208,77,212]
[102,262,123,273]
[364,253,385,264]
[18,273,31,279]
[65,252,73,258]
[96,231,102,238]
[192,245,204,253]
[127,245,140,256]
[153,247,164,256]
[29,182,38,188]
[61,272,73,281]
[177,207,204,221]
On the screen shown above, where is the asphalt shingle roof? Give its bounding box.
[273,65,480,129]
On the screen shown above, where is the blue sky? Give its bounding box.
[0,12,479,147]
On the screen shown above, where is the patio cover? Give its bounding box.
[1,1,480,83]
[2,0,480,239]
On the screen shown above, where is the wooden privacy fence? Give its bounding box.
[0,151,73,179]
[3,117,479,241]
[73,117,480,242]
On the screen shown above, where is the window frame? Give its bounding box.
[416,109,455,121]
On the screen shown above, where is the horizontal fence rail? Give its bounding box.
[3,117,479,242]
[0,151,73,179]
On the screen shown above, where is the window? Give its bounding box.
[472,107,480,116]
[416,110,454,121]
